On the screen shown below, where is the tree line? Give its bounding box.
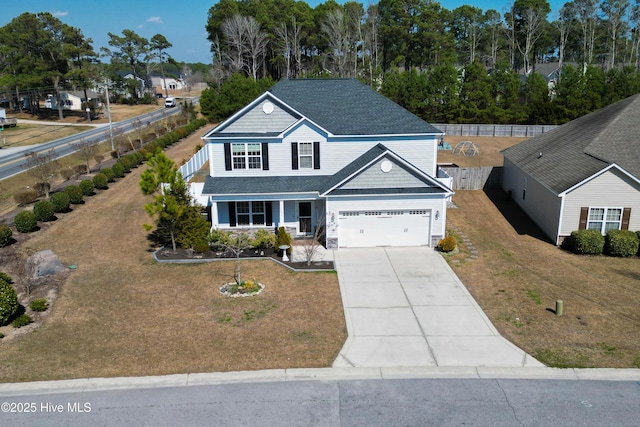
[0,12,207,117]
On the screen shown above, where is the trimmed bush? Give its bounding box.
[117,157,133,173]
[50,192,71,213]
[79,179,95,196]
[100,167,115,182]
[111,162,125,178]
[193,240,210,254]
[93,173,108,190]
[29,298,48,312]
[33,182,50,197]
[275,227,292,254]
[605,230,639,257]
[14,211,37,233]
[33,200,56,222]
[562,229,605,255]
[60,167,75,181]
[11,314,33,328]
[207,229,230,250]
[0,225,12,247]
[252,229,276,249]
[13,188,38,206]
[0,272,12,284]
[437,235,457,252]
[0,279,19,325]
[64,185,84,204]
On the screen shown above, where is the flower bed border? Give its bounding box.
[219,282,265,298]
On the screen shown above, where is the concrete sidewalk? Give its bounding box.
[332,247,543,368]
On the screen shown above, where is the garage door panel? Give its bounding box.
[338,210,431,247]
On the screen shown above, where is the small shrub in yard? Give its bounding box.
[437,235,457,252]
[79,179,95,196]
[207,229,231,250]
[93,172,108,190]
[29,298,48,312]
[111,162,125,178]
[605,230,639,257]
[14,211,37,233]
[33,200,56,222]
[0,272,12,284]
[252,229,276,249]
[64,185,84,204]
[60,167,75,181]
[13,188,38,206]
[637,231,640,256]
[562,229,604,255]
[193,240,210,254]
[100,167,115,182]
[50,191,71,213]
[0,279,19,325]
[11,314,33,328]
[275,227,292,254]
[0,225,12,247]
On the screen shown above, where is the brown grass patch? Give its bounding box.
[438,136,527,167]
[448,189,640,368]
[0,132,345,383]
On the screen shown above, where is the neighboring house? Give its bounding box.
[113,71,147,98]
[501,93,640,245]
[199,79,453,248]
[150,75,184,92]
[43,90,101,111]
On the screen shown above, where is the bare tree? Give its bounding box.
[601,0,630,70]
[223,232,253,285]
[574,0,599,65]
[244,16,268,79]
[553,5,573,75]
[485,9,502,68]
[72,138,100,173]
[518,7,548,73]
[222,14,247,74]
[322,9,351,77]
[300,213,326,267]
[22,150,59,198]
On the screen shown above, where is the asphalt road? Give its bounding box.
[0,378,638,426]
[0,106,183,181]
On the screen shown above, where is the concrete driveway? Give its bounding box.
[332,247,543,368]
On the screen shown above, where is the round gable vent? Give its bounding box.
[263,101,274,114]
[381,160,393,173]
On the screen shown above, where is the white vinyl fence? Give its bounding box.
[179,145,208,181]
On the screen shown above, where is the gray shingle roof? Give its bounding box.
[501,94,640,194]
[269,79,442,136]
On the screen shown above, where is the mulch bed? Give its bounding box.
[153,246,335,271]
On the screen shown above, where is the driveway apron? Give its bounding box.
[332,247,543,368]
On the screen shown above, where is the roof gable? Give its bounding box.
[502,93,640,194]
[218,98,299,135]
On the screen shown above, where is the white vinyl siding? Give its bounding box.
[220,101,297,134]
[561,168,640,238]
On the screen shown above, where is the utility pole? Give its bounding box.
[105,84,114,152]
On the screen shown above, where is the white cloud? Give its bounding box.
[137,24,144,29]
[146,16,163,24]
[53,11,69,17]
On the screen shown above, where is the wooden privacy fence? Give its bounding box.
[434,124,557,137]
[439,166,503,190]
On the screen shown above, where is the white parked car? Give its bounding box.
[164,97,176,108]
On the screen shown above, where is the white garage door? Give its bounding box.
[338,210,431,247]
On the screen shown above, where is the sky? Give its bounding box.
[2,0,565,64]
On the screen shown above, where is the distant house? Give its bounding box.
[150,75,184,93]
[113,71,148,98]
[43,90,101,111]
[501,94,640,245]
[198,79,453,248]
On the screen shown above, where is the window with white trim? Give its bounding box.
[298,142,313,169]
[587,207,622,234]
[235,201,266,226]
[232,143,261,169]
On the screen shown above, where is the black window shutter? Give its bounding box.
[291,142,298,170]
[224,143,232,171]
[621,208,631,230]
[313,141,320,169]
[265,201,273,226]
[578,207,588,230]
[262,143,269,170]
[228,202,236,227]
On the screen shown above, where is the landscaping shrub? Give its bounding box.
[93,172,108,190]
[74,164,88,176]
[207,229,231,250]
[64,185,84,204]
[79,179,95,196]
[60,167,75,181]
[111,162,125,178]
[13,188,38,206]
[276,227,292,254]
[29,298,48,312]
[437,235,457,252]
[117,157,133,173]
[605,230,639,257]
[562,229,605,255]
[193,240,210,254]
[50,192,71,213]
[14,211,37,233]
[0,279,19,325]
[33,200,56,222]
[11,314,33,328]
[252,229,276,249]
[0,225,12,247]
[0,272,12,284]
[100,167,115,182]
[637,231,640,256]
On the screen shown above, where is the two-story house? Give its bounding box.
[199,79,453,248]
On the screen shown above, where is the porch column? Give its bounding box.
[279,200,285,227]
[210,201,219,230]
